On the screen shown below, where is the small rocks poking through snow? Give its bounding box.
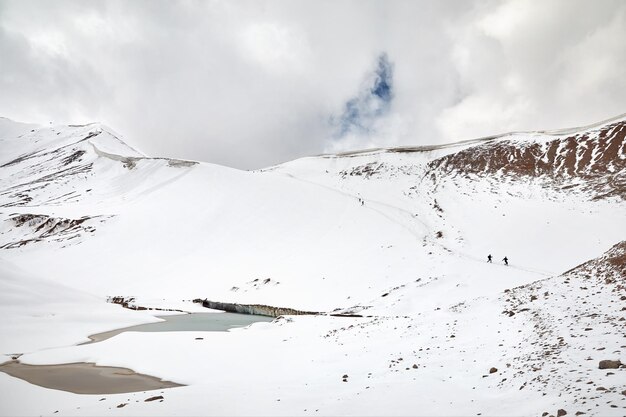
[144,395,164,402]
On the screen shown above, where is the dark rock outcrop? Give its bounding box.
[426,121,626,200]
[195,299,318,318]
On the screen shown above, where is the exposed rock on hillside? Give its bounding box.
[427,121,626,200]
[499,241,625,412]
[0,213,110,248]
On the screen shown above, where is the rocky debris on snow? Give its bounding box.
[107,296,184,313]
[598,359,622,369]
[0,152,94,207]
[0,131,100,169]
[557,409,567,417]
[495,241,625,410]
[60,150,86,166]
[0,124,199,212]
[489,367,498,374]
[226,278,281,293]
[339,162,393,179]
[0,213,110,249]
[196,299,318,317]
[144,395,164,402]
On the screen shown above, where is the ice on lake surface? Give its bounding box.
[0,313,272,395]
[84,312,274,344]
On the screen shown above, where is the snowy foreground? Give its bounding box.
[0,115,624,416]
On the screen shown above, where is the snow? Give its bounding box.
[0,261,161,355]
[0,117,624,416]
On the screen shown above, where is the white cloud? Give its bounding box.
[240,22,312,75]
[437,0,626,140]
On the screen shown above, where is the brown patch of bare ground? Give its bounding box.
[0,361,183,394]
[426,121,626,199]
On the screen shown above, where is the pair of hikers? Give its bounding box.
[487,254,508,265]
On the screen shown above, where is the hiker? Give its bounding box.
[487,254,492,263]
[502,256,508,266]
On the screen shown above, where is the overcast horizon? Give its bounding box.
[1,0,625,169]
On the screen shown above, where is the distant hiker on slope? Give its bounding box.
[502,256,508,266]
[487,254,492,263]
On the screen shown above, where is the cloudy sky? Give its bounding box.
[1,0,625,169]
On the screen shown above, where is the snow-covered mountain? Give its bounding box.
[0,114,624,416]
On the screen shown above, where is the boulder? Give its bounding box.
[598,360,622,369]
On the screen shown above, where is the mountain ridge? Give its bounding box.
[3,112,626,169]
[0,113,624,416]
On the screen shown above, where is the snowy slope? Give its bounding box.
[0,115,624,416]
[0,261,161,354]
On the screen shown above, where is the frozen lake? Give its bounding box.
[84,312,274,344]
[0,312,273,395]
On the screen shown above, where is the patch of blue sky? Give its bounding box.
[333,53,393,138]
